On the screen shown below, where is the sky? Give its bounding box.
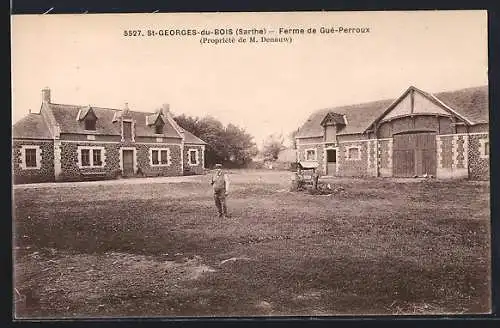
[11,11,488,148]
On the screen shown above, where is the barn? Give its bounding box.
[12,88,207,184]
[295,85,489,180]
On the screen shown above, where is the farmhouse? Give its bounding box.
[12,88,207,184]
[295,85,489,180]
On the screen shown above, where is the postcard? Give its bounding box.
[11,10,490,318]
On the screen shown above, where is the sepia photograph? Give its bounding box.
[11,10,490,318]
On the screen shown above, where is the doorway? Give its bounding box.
[326,149,337,176]
[122,149,135,177]
[393,132,437,177]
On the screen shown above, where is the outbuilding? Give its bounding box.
[295,85,489,180]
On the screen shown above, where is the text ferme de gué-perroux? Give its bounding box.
[122,26,371,37]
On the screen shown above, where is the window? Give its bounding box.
[151,150,159,165]
[160,150,169,164]
[85,119,96,131]
[93,149,102,166]
[25,148,37,167]
[189,149,199,165]
[20,145,42,169]
[155,124,163,134]
[77,146,106,168]
[123,121,133,141]
[479,138,489,159]
[81,149,91,166]
[150,148,171,166]
[305,149,316,161]
[346,146,361,160]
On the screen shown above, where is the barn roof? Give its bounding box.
[296,85,489,138]
[12,113,53,140]
[297,99,394,138]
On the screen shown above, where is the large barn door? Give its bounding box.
[393,132,436,177]
[393,134,415,177]
[416,133,437,176]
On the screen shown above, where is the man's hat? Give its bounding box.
[215,164,222,168]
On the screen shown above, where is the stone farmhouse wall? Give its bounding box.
[57,141,183,181]
[183,144,205,175]
[468,133,489,181]
[12,140,55,184]
[296,137,325,175]
[296,131,489,180]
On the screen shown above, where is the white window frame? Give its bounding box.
[149,148,171,167]
[346,146,361,161]
[479,138,489,159]
[20,145,42,170]
[77,146,106,168]
[188,148,200,166]
[305,148,317,161]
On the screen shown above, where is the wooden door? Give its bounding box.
[122,150,134,176]
[393,132,436,177]
[416,133,437,176]
[326,149,336,176]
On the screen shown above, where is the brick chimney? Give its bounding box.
[42,87,51,103]
[123,102,130,115]
[161,103,170,116]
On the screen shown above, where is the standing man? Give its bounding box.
[210,164,230,218]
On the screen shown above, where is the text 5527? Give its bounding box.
[123,30,143,37]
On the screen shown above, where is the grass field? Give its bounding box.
[12,170,491,318]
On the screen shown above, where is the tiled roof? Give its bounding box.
[145,112,163,126]
[320,112,347,126]
[296,85,489,138]
[183,130,207,144]
[76,106,93,120]
[13,102,208,144]
[427,86,489,124]
[297,99,394,138]
[49,103,183,138]
[12,113,53,139]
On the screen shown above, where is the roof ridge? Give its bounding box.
[312,85,488,115]
[50,102,157,115]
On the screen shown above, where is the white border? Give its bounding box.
[149,147,172,167]
[77,146,106,168]
[19,145,42,170]
[188,148,200,166]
